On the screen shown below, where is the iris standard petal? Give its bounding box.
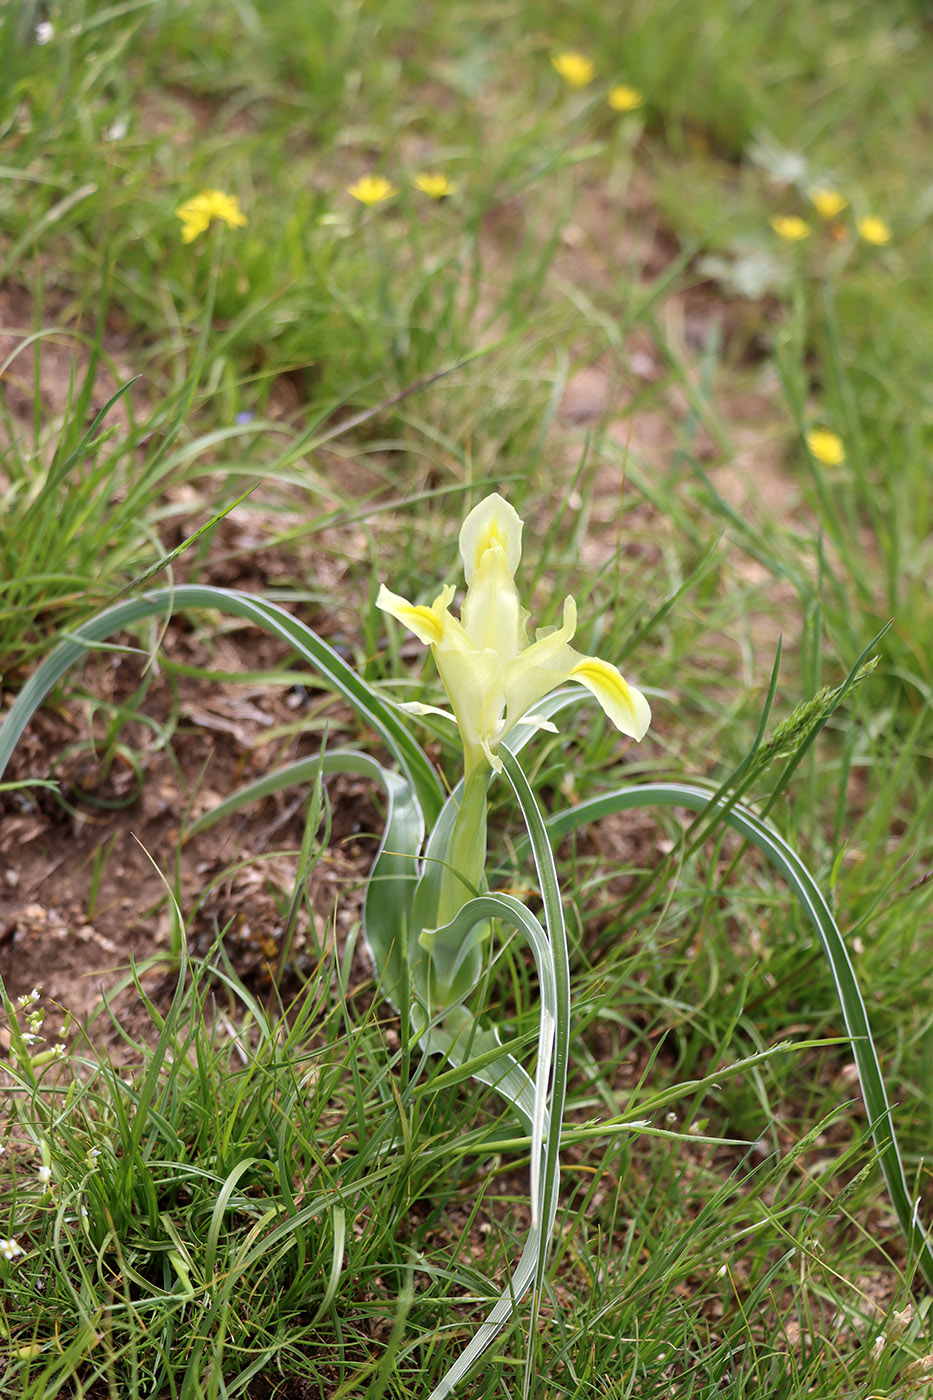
[501,596,578,727]
[459,494,522,585]
[460,537,523,659]
[397,701,458,724]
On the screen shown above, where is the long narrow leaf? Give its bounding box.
[423,884,559,1400]
[499,748,572,1400]
[422,893,556,1221]
[0,585,443,824]
[540,779,933,1290]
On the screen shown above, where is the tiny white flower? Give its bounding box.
[717,1264,728,1277]
[105,118,128,142]
[35,21,54,44]
[21,1033,41,1046]
[18,988,41,1008]
[0,1238,23,1261]
[37,1165,52,1188]
[52,1044,66,1059]
[871,1335,885,1360]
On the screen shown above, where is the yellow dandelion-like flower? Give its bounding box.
[806,427,845,466]
[551,51,595,88]
[175,189,247,244]
[414,171,457,200]
[857,215,891,246]
[809,187,847,220]
[608,84,644,113]
[770,214,811,242]
[347,174,398,206]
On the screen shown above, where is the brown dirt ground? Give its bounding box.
[0,619,380,1050]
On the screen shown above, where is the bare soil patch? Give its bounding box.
[0,614,382,1049]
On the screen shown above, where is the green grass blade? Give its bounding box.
[541,779,933,1291]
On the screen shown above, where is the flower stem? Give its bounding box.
[430,764,491,1004]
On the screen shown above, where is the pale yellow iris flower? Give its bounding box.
[378,494,651,776]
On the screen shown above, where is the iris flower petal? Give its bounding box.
[461,536,523,659]
[568,657,651,739]
[459,494,522,584]
[501,597,578,726]
[376,583,453,645]
[378,495,651,773]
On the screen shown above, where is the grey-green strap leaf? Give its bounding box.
[542,779,933,1291]
[423,885,558,1400]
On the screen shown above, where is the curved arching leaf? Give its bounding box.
[539,779,933,1291]
[0,585,443,824]
[422,875,563,1400]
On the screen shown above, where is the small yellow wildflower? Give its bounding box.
[551,51,595,88]
[770,214,811,242]
[608,84,644,113]
[175,189,247,244]
[347,174,398,206]
[857,215,891,246]
[809,187,847,220]
[414,171,457,200]
[806,427,845,466]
